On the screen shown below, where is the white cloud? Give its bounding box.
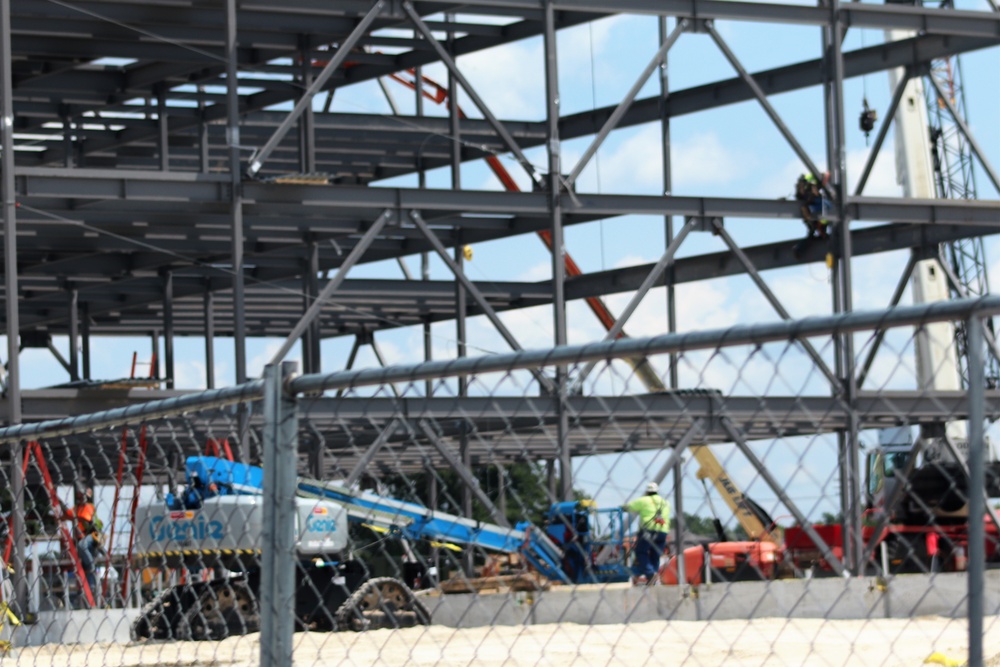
[592,126,752,194]
[455,42,545,120]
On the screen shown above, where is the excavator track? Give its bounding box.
[334,577,430,632]
[131,576,260,641]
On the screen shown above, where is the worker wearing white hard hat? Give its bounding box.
[622,482,671,585]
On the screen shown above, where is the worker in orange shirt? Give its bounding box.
[60,487,104,604]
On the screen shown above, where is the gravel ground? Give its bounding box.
[7,616,1000,666]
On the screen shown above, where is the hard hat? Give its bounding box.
[645,482,659,494]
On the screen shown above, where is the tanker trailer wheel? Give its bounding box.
[335,577,431,631]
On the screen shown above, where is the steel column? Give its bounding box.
[198,85,209,174]
[712,220,841,388]
[298,37,316,175]
[968,314,985,665]
[68,289,79,381]
[157,87,169,171]
[673,457,686,593]
[225,0,247,397]
[204,288,215,390]
[543,0,571,501]
[163,273,175,389]
[1,0,26,615]
[246,0,384,178]
[81,302,91,380]
[660,16,679,389]
[303,242,321,375]
[259,361,298,667]
[269,210,391,365]
[719,417,846,576]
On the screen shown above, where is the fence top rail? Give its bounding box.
[0,295,996,446]
[0,379,265,446]
[290,295,1000,395]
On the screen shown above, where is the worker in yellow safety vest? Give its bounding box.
[623,482,671,586]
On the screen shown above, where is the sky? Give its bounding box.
[7,2,1000,532]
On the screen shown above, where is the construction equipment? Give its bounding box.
[130,456,431,640]
[130,454,641,640]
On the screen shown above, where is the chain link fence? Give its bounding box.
[2,296,999,666]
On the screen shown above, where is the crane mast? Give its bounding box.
[886,26,967,462]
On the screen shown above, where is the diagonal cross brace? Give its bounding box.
[269,210,392,366]
[706,21,827,191]
[345,418,401,488]
[409,210,556,394]
[712,220,842,391]
[856,250,918,388]
[571,218,695,393]
[719,417,847,576]
[935,249,1000,369]
[246,0,386,178]
[402,1,543,188]
[418,419,510,528]
[650,419,705,486]
[565,19,687,190]
[854,67,911,197]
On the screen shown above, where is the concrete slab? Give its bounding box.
[423,571,1000,627]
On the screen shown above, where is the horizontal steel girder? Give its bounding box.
[6,390,999,480]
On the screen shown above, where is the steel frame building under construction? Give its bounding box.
[1,0,999,593]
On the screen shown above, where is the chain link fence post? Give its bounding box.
[967,315,985,666]
[260,361,299,667]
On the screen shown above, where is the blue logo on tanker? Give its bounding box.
[149,513,225,543]
[305,516,338,533]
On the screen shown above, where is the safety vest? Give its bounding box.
[625,494,670,533]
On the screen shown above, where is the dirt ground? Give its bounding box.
[7,616,1000,667]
